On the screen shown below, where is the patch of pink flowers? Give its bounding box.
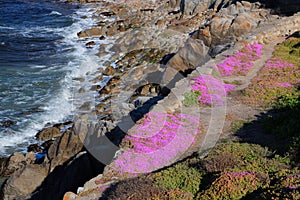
[244,58,300,106]
[113,112,201,174]
[191,74,235,106]
[216,43,263,76]
[277,82,293,87]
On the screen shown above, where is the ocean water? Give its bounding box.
[0,0,100,156]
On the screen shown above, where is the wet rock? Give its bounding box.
[0,157,8,176]
[99,35,106,40]
[107,76,121,86]
[1,120,15,128]
[78,87,85,93]
[85,41,96,48]
[79,102,91,111]
[72,77,85,82]
[100,11,115,17]
[103,66,115,76]
[95,103,106,112]
[90,75,103,83]
[41,140,54,151]
[1,126,83,199]
[35,127,61,141]
[99,85,111,95]
[90,85,101,91]
[27,144,43,153]
[77,27,102,38]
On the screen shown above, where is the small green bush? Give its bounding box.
[153,161,203,197]
[258,169,300,199]
[183,91,201,107]
[198,171,267,200]
[276,92,300,109]
[202,142,287,173]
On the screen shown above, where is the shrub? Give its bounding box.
[258,169,300,199]
[102,176,190,200]
[201,142,287,173]
[183,91,201,107]
[153,162,203,197]
[198,171,267,199]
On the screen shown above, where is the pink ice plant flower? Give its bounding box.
[244,58,300,105]
[277,82,293,87]
[190,74,235,106]
[216,43,263,76]
[113,112,201,174]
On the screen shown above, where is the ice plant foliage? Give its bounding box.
[244,59,300,106]
[200,171,263,199]
[283,174,300,190]
[190,75,235,106]
[113,112,201,174]
[216,43,263,76]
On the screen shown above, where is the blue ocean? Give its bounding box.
[0,0,98,156]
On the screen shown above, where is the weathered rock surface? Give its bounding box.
[47,129,84,172]
[1,128,84,199]
[31,152,104,200]
[0,152,35,178]
[35,126,61,141]
[161,38,209,86]
[192,2,273,46]
[103,66,115,76]
[1,164,47,200]
[181,0,233,15]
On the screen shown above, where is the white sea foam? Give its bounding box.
[0,5,104,156]
[30,65,48,69]
[49,11,62,16]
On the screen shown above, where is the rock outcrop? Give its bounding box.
[181,0,233,15]
[161,38,209,88]
[35,126,61,141]
[192,2,273,46]
[1,127,84,200]
[1,164,47,200]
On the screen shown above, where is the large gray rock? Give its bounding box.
[192,2,271,46]
[47,129,83,172]
[1,128,84,199]
[31,152,104,200]
[35,126,60,141]
[181,0,233,15]
[161,38,209,87]
[0,152,35,177]
[1,164,47,200]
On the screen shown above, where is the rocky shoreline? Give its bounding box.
[1,0,300,199]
